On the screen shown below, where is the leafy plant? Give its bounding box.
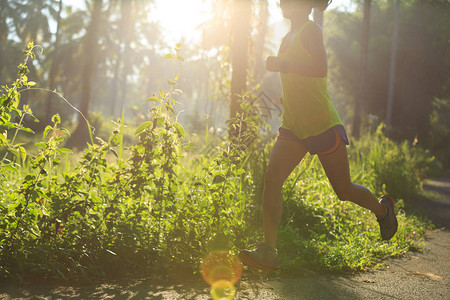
[0,42,40,172]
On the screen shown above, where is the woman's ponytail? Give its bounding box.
[313,0,332,12]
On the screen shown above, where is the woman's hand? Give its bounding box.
[266,56,282,72]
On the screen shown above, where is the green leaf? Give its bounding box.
[165,103,175,114]
[51,113,61,124]
[173,122,185,138]
[111,148,118,158]
[2,164,18,173]
[19,127,34,133]
[159,89,165,98]
[43,125,53,139]
[135,121,153,134]
[4,121,16,129]
[35,142,47,147]
[156,117,165,126]
[61,127,71,136]
[56,148,73,155]
[0,132,6,143]
[145,96,160,102]
[213,175,226,184]
[19,146,26,166]
[235,169,245,176]
[164,53,173,60]
[22,104,32,114]
[9,148,19,159]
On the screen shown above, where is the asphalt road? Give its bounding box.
[1,173,449,299]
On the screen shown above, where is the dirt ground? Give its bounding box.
[1,173,449,299]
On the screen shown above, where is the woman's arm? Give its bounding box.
[266,23,328,78]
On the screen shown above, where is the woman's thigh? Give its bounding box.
[265,138,308,185]
[318,142,353,199]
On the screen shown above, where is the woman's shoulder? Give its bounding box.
[303,21,323,37]
[300,21,324,46]
[298,21,325,56]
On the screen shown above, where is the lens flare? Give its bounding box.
[201,250,243,286]
[210,280,236,300]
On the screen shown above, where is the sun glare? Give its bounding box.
[65,0,354,46]
[151,0,355,46]
[151,0,211,44]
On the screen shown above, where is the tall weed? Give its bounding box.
[355,124,436,198]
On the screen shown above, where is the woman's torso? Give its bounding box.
[277,20,342,139]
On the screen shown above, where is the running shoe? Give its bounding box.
[239,242,280,270]
[377,195,398,240]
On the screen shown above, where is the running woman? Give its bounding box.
[240,0,398,270]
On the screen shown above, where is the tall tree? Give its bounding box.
[67,0,103,147]
[352,0,371,139]
[117,0,134,117]
[230,0,252,133]
[6,0,59,110]
[90,0,155,118]
[45,0,63,123]
[11,0,55,43]
[385,0,400,128]
[200,0,273,134]
[253,0,269,83]
[106,0,136,117]
[0,0,15,83]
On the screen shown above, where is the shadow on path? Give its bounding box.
[0,273,364,300]
[1,276,211,299]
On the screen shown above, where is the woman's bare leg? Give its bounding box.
[318,143,386,218]
[263,139,308,249]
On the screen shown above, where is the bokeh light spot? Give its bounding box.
[200,250,243,286]
[210,280,236,300]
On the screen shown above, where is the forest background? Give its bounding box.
[0,0,449,282]
[1,0,448,153]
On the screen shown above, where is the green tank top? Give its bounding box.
[278,20,343,139]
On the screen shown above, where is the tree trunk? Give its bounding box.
[67,0,103,148]
[119,0,133,117]
[0,2,9,80]
[45,0,63,124]
[253,0,268,83]
[110,43,122,117]
[386,0,400,129]
[352,0,371,139]
[229,0,251,136]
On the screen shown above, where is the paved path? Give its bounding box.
[1,173,449,299]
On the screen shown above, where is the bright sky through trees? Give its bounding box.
[152,0,355,44]
[151,0,212,44]
[65,0,355,44]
